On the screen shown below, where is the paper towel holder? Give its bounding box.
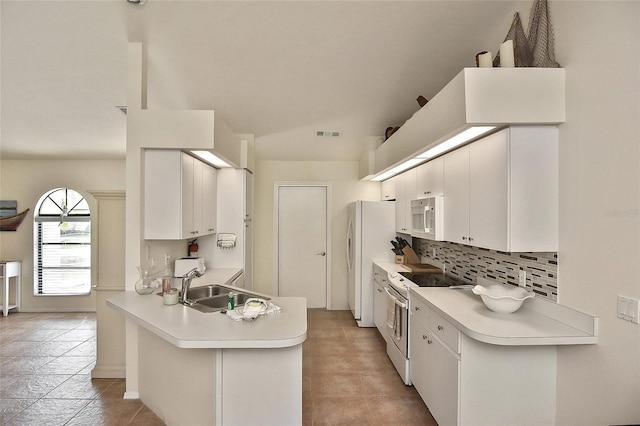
[217,233,237,249]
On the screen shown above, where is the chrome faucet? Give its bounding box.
[180,267,203,305]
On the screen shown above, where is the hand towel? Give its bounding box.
[387,292,396,330]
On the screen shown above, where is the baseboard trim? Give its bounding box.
[17,308,97,313]
[123,391,140,400]
[91,364,125,379]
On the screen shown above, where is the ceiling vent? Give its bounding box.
[316,131,340,138]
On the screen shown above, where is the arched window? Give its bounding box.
[33,188,91,295]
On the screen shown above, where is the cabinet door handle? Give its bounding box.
[427,339,433,344]
[462,236,467,240]
[422,334,428,339]
[438,325,444,331]
[414,306,420,311]
[377,288,382,293]
[469,237,474,241]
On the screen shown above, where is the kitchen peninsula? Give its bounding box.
[108,291,307,426]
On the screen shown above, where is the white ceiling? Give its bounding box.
[1,0,527,161]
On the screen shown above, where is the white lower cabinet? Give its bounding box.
[372,264,389,339]
[410,295,556,426]
[410,299,459,426]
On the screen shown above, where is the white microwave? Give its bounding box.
[411,196,444,241]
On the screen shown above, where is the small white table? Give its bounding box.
[1,261,21,316]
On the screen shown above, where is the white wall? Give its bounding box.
[253,160,380,309]
[553,2,640,424]
[0,159,126,311]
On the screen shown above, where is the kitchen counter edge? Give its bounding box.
[374,262,598,346]
[107,267,307,350]
[108,293,307,349]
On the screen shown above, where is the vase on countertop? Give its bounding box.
[135,266,160,295]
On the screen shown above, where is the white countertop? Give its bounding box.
[411,286,598,346]
[107,291,307,350]
[374,261,597,347]
[375,261,411,274]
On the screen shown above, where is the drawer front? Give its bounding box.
[429,309,460,353]
[373,265,388,286]
[411,296,430,326]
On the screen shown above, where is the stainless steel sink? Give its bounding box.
[188,294,229,312]
[176,285,270,313]
[185,285,228,300]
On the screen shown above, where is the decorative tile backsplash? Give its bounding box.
[413,238,558,302]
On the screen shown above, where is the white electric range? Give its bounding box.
[385,268,471,385]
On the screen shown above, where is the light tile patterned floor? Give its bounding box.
[304,309,437,426]
[1,310,437,425]
[0,312,163,426]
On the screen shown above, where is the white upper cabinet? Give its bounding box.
[468,132,509,250]
[391,174,405,233]
[202,163,218,235]
[145,150,217,240]
[380,178,396,201]
[415,156,444,198]
[443,146,471,246]
[181,153,199,238]
[181,153,218,238]
[394,168,416,234]
[443,127,558,252]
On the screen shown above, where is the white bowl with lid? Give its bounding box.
[472,284,534,314]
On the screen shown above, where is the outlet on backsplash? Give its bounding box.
[519,270,526,287]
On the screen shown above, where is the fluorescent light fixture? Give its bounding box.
[190,151,232,168]
[371,125,496,182]
[416,126,496,160]
[371,158,423,182]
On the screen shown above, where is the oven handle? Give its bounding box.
[384,287,407,309]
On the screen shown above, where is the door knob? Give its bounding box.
[317,251,326,256]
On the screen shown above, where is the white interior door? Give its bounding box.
[277,185,328,308]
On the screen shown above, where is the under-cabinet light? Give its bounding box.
[371,126,496,182]
[415,126,496,160]
[371,158,423,182]
[191,151,232,168]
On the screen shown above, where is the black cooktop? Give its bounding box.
[398,271,468,288]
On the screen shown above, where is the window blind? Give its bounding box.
[35,219,91,295]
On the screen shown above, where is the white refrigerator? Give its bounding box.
[347,200,395,327]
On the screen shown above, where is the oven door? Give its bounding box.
[384,285,408,358]
[384,284,411,385]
